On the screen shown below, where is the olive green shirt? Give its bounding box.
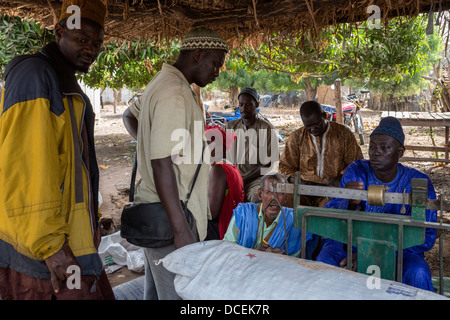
[225,117,279,180]
[129,63,211,240]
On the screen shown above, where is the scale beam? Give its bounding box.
[270,183,450,211]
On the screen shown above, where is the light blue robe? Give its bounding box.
[233,202,318,259]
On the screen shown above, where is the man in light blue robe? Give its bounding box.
[224,173,318,258]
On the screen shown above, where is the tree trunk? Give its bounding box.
[100,88,105,110]
[422,75,450,112]
[439,82,450,112]
[112,88,123,114]
[304,77,317,100]
[230,86,239,107]
[334,79,343,124]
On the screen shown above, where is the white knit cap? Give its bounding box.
[180,27,228,52]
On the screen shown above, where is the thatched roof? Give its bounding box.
[1,0,450,43]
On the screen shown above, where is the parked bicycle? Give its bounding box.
[205,105,233,128]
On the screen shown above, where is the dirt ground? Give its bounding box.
[95,103,450,289]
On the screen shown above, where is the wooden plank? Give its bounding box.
[424,117,450,125]
[434,113,448,120]
[400,157,450,163]
[391,111,401,119]
[400,113,423,126]
[382,111,450,161]
[421,113,438,126]
[405,145,447,152]
[410,113,449,126]
[440,112,450,119]
[382,112,450,126]
[429,112,443,120]
[397,118,432,126]
[409,112,420,120]
[419,112,435,121]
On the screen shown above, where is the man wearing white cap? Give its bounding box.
[123,26,228,300]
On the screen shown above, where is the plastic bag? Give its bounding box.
[98,231,145,274]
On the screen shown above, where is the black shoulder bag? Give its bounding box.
[120,149,203,248]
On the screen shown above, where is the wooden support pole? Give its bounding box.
[334,78,343,124]
[445,126,449,160]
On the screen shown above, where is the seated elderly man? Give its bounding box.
[279,100,363,208]
[223,173,317,258]
[316,117,437,291]
[226,87,279,203]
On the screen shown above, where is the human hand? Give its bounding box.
[44,239,80,294]
[345,181,364,209]
[256,241,284,254]
[339,254,357,271]
[173,226,197,250]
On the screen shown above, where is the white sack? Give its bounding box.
[98,231,145,274]
[159,240,447,300]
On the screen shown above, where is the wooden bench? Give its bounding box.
[381,111,450,163]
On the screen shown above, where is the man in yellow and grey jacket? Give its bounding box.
[0,0,114,300]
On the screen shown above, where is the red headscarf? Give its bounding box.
[205,125,237,154]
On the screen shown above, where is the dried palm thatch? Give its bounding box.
[0,0,449,44]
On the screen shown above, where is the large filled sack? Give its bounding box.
[158,240,447,300]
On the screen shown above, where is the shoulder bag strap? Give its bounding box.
[129,152,138,202]
[183,141,205,209]
[129,141,205,205]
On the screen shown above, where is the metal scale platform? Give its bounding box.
[270,172,450,295]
